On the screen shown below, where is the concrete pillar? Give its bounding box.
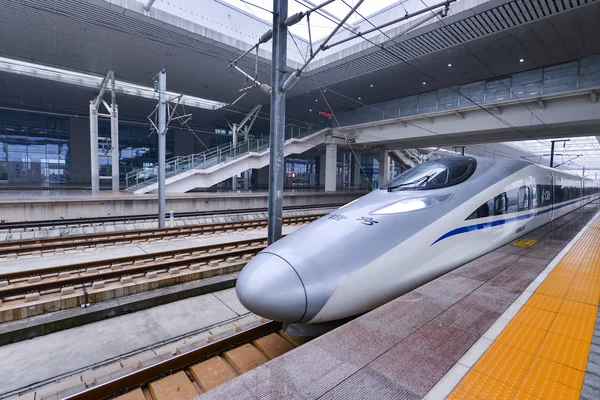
[379,150,390,187]
[325,144,337,192]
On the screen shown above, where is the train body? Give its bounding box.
[236,156,600,330]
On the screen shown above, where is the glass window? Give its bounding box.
[400,95,418,117]
[517,186,530,211]
[486,78,511,102]
[417,91,437,114]
[438,86,459,111]
[494,193,508,215]
[459,81,485,107]
[382,157,476,191]
[512,69,542,98]
[543,62,578,94]
[579,55,600,89]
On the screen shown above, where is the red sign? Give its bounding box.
[319,111,334,119]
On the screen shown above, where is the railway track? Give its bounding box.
[0,236,274,301]
[0,203,343,231]
[0,214,321,257]
[58,320,303,400]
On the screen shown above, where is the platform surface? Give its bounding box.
[0,189,365,204]
[0,287,249,398]
[196,204,600,400]
[440,211,600,400]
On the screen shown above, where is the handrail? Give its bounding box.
[125,121,329,190]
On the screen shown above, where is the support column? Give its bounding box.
[111,104,119,191]
[232,123,238,190]
[325,143,337,192]
[379,150,390,187]
[157,70,167,228]
[267,0,288,244]
[89,102,99,194]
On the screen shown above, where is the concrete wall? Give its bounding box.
[0,192,366,222]
[69,117,91,186]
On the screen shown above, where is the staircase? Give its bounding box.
[390,150,419,170]
[126,126,330,194]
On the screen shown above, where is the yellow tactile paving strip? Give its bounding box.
[448,216,600,400]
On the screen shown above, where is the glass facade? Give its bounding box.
[285,157,317,187]
[98,122,174,182]
[0,110,70,186]
[337,55,600,126]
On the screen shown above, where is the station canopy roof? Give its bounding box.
[506,137,600,177]
[222,0,402,40]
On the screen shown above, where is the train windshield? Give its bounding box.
[382,157,477,191]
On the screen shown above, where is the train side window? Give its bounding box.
[517,186,530,211]
[530,186,538,208]
[554,185,563,204]
[494,193,508,215]
[540,185,552,207]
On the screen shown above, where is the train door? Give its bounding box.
[547,174,556,221]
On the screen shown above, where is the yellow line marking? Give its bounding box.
[448,216,600,399]
[512,239,538,248]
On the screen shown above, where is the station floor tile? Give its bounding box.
[448,215,600,399]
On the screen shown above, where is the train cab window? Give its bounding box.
[383,156,477,191]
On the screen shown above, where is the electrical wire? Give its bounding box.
[416,0,581,165]
[286,20,529,188]
[289,1,535,167]
[334,0,550,148]
[239,0,273,15]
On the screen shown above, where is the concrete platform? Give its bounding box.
[0,190,365,223]
[196,205,600,400]
[0,287,249,399]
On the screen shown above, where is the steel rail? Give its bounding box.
[62,321,282,400]
[0,203,343,231]
[0,244,266,298]
[0,214,320,256]
[0,234,267,293]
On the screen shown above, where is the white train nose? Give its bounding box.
[236,253,307,323]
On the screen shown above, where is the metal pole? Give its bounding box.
[550,141,555,168]
[157,70,167,228]
[89,101,99,194]
[244,128,250,191]
[111,73,119,192]
[232,123,238,190]
[268,0,288,245]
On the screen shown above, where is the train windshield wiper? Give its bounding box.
[387,174,433,192]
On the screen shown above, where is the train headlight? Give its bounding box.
[371,194,452,215]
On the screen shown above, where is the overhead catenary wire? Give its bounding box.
[286,18,530,187]
[319,0,565,163]
[416,0,581,166]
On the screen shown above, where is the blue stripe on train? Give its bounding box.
[431,195,599,246]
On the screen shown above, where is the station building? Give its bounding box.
[0,0,599,191]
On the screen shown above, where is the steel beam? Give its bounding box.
[89,102,99,194]
[111,72,119,192]
[157,70,167,228]
[267,0,288,245]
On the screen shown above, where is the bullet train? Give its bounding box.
[236,156,600,335]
